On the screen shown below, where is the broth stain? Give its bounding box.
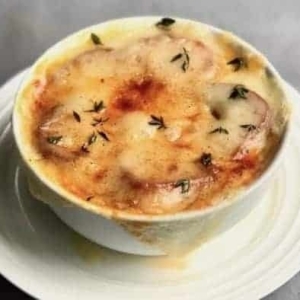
[71,231,105,263]
[70,230,191,271]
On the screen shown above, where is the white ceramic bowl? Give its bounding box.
[13,17,291,256]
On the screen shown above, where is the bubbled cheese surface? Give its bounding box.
[15,17,289,215]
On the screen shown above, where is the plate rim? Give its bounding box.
[0,69,299,300]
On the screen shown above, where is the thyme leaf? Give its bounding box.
[47,136,62,145]
[73,111,81,122]
[200,153,212,167]
[98,131,110,141]
[227,57,246,71]
[170,53,182,62]
[91,33,102,45]
[156,17,176,29]
[81,143,90,153]
[183,47,190,69]
[88,132,97,145]
[229,85,249,99]
[174,179,190,194]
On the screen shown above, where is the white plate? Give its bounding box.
[0,70,299,300]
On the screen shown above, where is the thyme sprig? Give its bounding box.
[170,47,190,72]
[148,115,167,129]
[85,101,105,113]
[91,117,109,126]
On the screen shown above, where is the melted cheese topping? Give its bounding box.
[15,17,289,215]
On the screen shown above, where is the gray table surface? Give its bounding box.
[0,0,299,299]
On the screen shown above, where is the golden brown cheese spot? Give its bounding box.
[112,77,165,113]
[27,30,284,215]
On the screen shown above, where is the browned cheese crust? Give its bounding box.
[17,18,288,215]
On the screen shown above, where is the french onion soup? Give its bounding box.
[15,17,289,215]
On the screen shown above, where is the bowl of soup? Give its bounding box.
[13,17,290,255]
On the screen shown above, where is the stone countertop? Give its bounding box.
[0,0,299,299]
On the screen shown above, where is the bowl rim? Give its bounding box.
[12,15,292,222]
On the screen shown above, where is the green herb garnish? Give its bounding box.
[47,136,62,145]
[148,115,167,129]
[209,127,229,134]
[227,57,246,71]
[182,47,190,72]
[85,101,105,113]
[240,124,257,132]
[229,85,249,99]
[170,53,183,62]
[200,153,212,167]
[81,143,89,153]
[156,17,176,29]
[174,179,190,194]
[98,131,110,141]
[88,132,97,145]
[91,33,102,45]
[81,132,97,153]
[171,48,190,72]
[91,117,109,126]
[73,111,81,122]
